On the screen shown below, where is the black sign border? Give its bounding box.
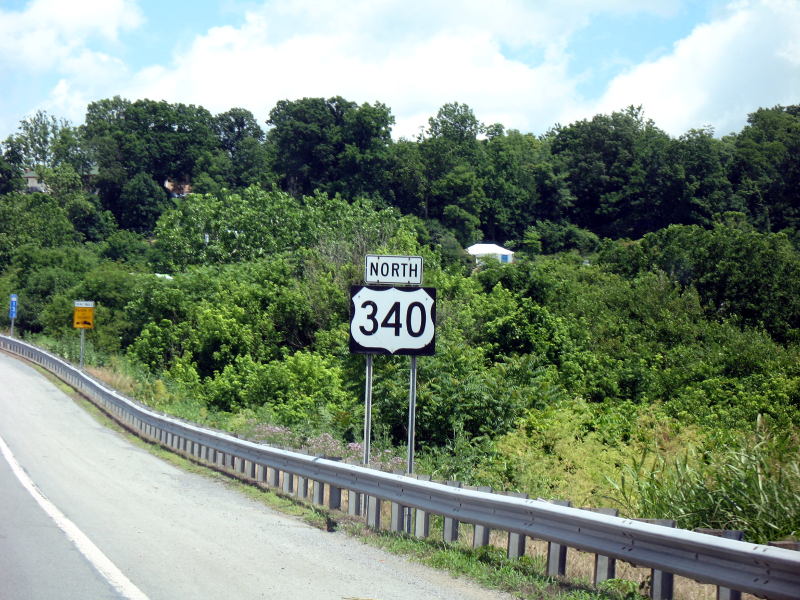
[349,285,436,356]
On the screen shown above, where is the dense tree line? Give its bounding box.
[1,97,799,541]
[2,99,798,247]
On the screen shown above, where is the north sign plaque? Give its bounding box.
[364,255,423,285]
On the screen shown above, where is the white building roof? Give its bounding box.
[466,243,514,256]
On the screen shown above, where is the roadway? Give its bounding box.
[0,351,512,600]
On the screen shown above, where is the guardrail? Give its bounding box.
[2,334,799,600]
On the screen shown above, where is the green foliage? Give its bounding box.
[728,105,800,231]
[267,96,394,198]
[3,243,98,332]
[526,221,599,255]
[608,418,800,543]
[240,350,355,433]
[152,187,416,272]
[0,193,80,269]
[0,154,23,194]
[599,223,800,342]
[117,172,169,233]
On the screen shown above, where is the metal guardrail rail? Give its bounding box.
[2,334,799,600]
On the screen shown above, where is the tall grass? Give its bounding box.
[607,416,800,543]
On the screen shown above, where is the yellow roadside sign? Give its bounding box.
[73,301,95,329]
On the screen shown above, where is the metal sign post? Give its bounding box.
[362,354,373,466]
[9,294,17,337]
[73,301,95,370]
[407,355,417,474]
[79,329,86,369]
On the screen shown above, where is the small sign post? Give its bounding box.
[73,301,95,369]
[9,294,17,337]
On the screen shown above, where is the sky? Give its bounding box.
[0,0,798,141]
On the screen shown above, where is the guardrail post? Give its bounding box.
[443,481,462,543]
[268,466,280,488]
[414,474,431,538]
[390,500,405,533]
[295,473,308,498]
[470,486,492,548]
[328,482,341,510]
[367,495,381,530]
[585,507,618,585]
[636,518,675,600]
[327,458,342,510]
[390,471,407,533]
[506,491,529,559]
[348,489,362,516]
[312,478,324,505]
[547,499,571,577]
[344,459,362,516]
[282,471,294,494]
[695,529,744,600]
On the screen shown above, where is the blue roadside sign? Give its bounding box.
[9,294,17,319]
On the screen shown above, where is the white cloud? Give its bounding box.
[10,0,796,142]
[0,0,142,71]
[582,0,800,135]
[109,1,594,137]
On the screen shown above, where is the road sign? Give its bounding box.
[364,255,423,285]
[9,294,17,319]
[73,301,95,329]
[349,286,435,355]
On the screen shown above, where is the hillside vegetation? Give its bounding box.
[1,99,799,543]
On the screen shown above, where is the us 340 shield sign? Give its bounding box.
[349,286,436,355]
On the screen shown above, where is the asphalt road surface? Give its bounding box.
[0,351,514,600]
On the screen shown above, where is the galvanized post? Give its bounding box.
[636,518,675,600]
[546,499,571,576]
[407,356,417,474]
[79,328,85,369]
[363,354,373,467]
[695,529,744,600]
[367,495,381,530]
[443,481,461,543]
[587,507,618,584]
[471,486,492,548]
[506,491,529,559]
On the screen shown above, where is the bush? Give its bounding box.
[608,417,800,543]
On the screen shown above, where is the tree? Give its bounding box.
[267,96,394,198]
[117,172,169,233]
[41,164,116,242]
[480,130,573,242]
[600,223,800,342]
[727,105,800,232]
[386,140,428,217]
[211,108,272,189]
[551,106,685,238]
[416,103,487,237]
[84,97,218,229]
[3,110,68,170]
[0,154,23,194]
[0,193,80,270]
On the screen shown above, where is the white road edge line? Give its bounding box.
[0,433,149,600]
